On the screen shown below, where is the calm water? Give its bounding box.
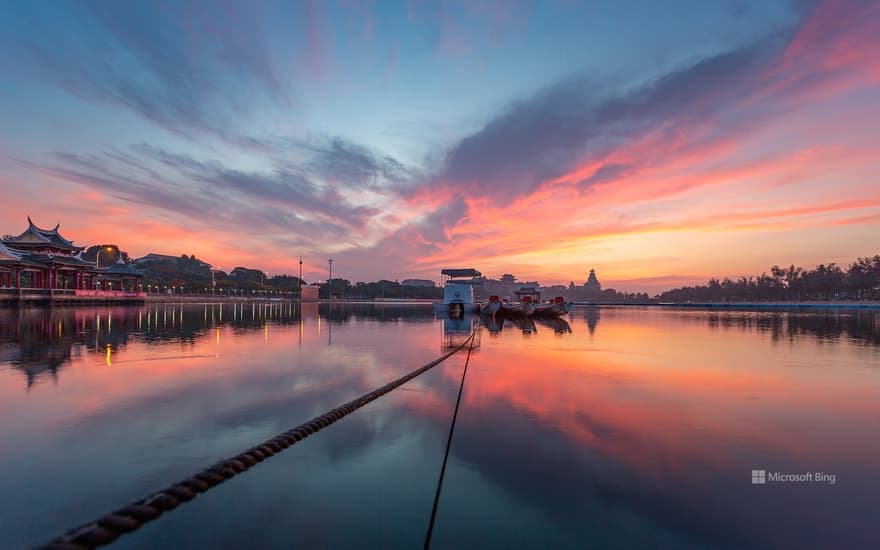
[1,303,879,549]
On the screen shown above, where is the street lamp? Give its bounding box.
[96,246,114,269]
[328,259,333,298]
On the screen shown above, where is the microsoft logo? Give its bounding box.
[751,469,766,484]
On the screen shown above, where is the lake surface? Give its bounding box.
[1,303,878,549]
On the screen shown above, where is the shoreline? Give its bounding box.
[142,296,440,304]
[4,295,879,310]
[572,301,880,309]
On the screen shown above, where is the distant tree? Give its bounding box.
[656,255,879,302]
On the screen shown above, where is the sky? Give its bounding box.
[0,0,878,293]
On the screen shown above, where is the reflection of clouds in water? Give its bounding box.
[0,302,444,389]
[448,397,750,549]
[1,305,879,548]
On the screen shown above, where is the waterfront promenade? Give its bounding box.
[0,288,146,305]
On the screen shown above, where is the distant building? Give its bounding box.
[0,218,143,293]
[401,278,435,287]
[584,269,602,293]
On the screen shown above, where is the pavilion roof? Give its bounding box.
[0,241,23,263]
[441,268,482,278]
[103,258,145,277]
[3,218,83,252]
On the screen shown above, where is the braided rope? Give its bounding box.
[40,330,476,549]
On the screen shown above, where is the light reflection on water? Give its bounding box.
[0,304,878,548]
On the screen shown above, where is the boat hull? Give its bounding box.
[499,301,536,316]
[433,302,480,314]
[533,301,572,317]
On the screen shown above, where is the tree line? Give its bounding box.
[656,256,880,302]
[95,245,880,302]
[127,253,441,298]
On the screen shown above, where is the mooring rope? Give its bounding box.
[424,333,476,549]
[40,330,476,550]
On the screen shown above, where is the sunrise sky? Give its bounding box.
[0,0,878,292]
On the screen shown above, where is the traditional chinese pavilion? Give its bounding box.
[0,218,144,303]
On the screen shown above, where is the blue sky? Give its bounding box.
[1,1,878,291]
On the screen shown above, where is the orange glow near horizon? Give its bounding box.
[2,1,879,294]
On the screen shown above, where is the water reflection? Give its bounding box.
[0,302,447,390]
[481,315,573,336]
[4,305,876,391]
[0,305,878,549]
[535,317,572,333]
[660,308,880,346]
[442,315,481,349]
[0,308,79,388]
[584,305,600,334]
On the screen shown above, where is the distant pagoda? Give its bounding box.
[584,268,601,293]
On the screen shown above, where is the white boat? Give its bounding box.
[432,268,482,316]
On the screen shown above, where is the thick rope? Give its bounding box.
[424,334,475,549]
[40,330,476,550]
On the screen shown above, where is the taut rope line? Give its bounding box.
[41,330,476,550]
[424,332,476,549]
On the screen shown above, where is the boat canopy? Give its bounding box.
[515,286,542,301]
[441,268,482,278]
